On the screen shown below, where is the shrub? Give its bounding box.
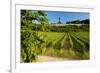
[21,30,45,62]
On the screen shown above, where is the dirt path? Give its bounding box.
[37,55,70,62]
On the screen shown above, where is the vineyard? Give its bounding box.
[38,31,89,60]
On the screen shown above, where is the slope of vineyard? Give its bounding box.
[37,31,89,60]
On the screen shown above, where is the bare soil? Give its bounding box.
[37,55,70,62]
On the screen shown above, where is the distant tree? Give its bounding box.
[58,17,62,24]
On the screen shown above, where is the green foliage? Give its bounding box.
[32,10,49,25]
[21,10,36,27]
[21,10,49,62]
[21,10,49,30]
[21,30,46,62]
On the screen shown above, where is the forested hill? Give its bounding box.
[66,19,89,24]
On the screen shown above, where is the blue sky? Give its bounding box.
[45,11,89,24]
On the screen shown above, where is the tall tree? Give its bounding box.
[58,17,62,24]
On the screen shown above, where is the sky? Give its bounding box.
[45,11,89,24]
